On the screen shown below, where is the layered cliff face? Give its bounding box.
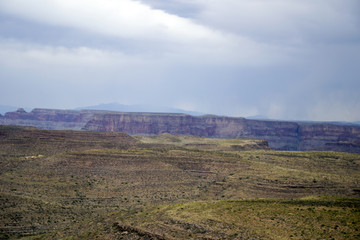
[84,113,226,136]
[83,113,299,150]
[297,123,360,152]
[1,108,360,152]
[0,108,97,130]
[83,112,360,152]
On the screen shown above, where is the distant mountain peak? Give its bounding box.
[75,103,204,116]
[16,108,27,113]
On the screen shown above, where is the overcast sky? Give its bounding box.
[0,0,359,121]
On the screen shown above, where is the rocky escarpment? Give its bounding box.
[1,109,360,152]
[0,108,105,130]
[297,123,360,152]
[83,112,360,152]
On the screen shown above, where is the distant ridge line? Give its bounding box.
[1,108,360,153]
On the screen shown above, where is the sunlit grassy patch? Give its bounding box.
[116,196,360,239]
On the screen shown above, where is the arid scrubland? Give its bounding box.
[0,126,359,239]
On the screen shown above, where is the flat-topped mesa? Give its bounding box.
[1,108,360,152]
[298,123,360,152]
[82,113,360,152]
[1,108,99,130]
[82,113,300,149]
[5,108,81,122]
[84,113,248,136]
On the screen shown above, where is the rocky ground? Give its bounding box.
[0,126,359,239]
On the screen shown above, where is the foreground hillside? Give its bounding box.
[113,196,360,240]
[0,126,359,239]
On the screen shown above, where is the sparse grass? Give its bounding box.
[114,196,360,239]
[0,126,359,239]
[135,133,270,151]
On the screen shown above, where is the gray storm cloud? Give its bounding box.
[0,0,359,121]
